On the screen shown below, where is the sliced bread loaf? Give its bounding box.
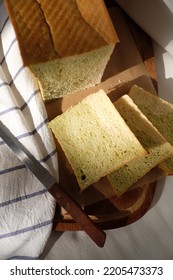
[49,90,146,190]
[129,85,173,175]
[5,0,118,101]
[107,95,173,196]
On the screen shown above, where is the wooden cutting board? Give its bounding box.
[45,3,161,231]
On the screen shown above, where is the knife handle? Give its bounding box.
[49,182,106,247]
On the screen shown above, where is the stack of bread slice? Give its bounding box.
[49,89,147,191]
[107,93,173,196]
[49,86,173,196]
[5,0,118,101]
[129,85,173,175]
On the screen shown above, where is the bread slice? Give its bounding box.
[129,85,173,175]
[107,95,173,196]
[49,90,146,190]
[5,0,118,101]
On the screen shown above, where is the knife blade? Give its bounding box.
[0,120,106,247]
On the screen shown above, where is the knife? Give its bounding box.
[0,120,106,247]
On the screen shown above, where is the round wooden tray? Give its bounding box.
[53,183,156,231]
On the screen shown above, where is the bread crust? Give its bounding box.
[5,0,118,65]
[5,0,57,65]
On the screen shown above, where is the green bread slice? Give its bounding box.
[107,94,173,196]
[49,89,146,190]
[129,85,173,175]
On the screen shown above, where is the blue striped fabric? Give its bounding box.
[0,37,17,65]
[0,149,57,175]
[0,89,40,116]
[0,3,59,259]
[0,220,53,240]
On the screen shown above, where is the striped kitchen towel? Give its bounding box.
[0,2,58,259]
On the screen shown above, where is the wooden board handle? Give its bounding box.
[49,183,106,247]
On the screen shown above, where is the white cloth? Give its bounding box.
[115,0,173,58]
[0,2,58,260]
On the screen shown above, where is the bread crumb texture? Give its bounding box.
[30,45,114,100]
[49,90,146,190]
[107,94,173,196]
[129,85,173,175]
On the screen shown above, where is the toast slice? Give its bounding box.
[49,90,146,190]
[107,95,173,196]
[129,85,173,175]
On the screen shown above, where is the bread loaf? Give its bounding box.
[49,90,146,190]
[5,0,118,101]
[107,95,173,196]
[129,85,173,175]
